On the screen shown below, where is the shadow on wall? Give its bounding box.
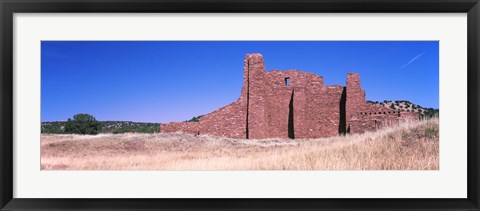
[288,90,295,139]
[338,87,347,135]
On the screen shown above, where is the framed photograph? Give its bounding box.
[1,0,479,210]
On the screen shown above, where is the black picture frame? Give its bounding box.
[1,0,479,210]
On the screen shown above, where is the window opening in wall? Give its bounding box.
[285,77,290,87]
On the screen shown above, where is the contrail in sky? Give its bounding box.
[401,51,426,68]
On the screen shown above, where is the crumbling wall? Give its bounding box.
[315,85,345,138]
[160,122,199,135]
[263,70,329,139]
[349,103,419,134]
[263,70,293,139]
[346,73,366,133]
[287,71,322,139]
[198,101,246,138]
[302,74,326,138]
[245,54,269,139]
[160,53,419,139]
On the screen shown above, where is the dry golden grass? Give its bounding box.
[41,118,439,170]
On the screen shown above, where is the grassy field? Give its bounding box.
[41,118,439,170]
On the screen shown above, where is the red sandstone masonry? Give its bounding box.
[316,85,345,138]
[346,73,367,133]
[160,53,419,139]
[245,54,269,139]
[198,101,246,138]
[160,122,199,135]
[349,103,419,134]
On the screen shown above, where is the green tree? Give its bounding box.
[64,113,100,135]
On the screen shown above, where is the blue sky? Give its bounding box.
[41,41,439,123]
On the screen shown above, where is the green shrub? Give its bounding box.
[65,113,100,135]
[184,115,204,122]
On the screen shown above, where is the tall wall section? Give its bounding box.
[262,70,342,139]
[346,73,367,133]
[315,85,345,138]
[244,54,269,139]
[263,70,294,139]
[262,70,322,139]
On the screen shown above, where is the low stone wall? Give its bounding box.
[199,101,247,139]
[160,122,200,135]
[349,110,419,134]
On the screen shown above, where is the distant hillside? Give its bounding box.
[42,121,160,134]
[184,115,204,122]
[366,100,439,119]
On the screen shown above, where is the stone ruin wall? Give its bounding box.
[316,85,345,138]
[159,100,248,138]
[346,72,366,132]
[244,55,268,139]
[345,74,420,134]
[262,69,338,139]
[160,122,199,135]
[197,101,246,138]
[160,53,419,139]
[349,106,419,134]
